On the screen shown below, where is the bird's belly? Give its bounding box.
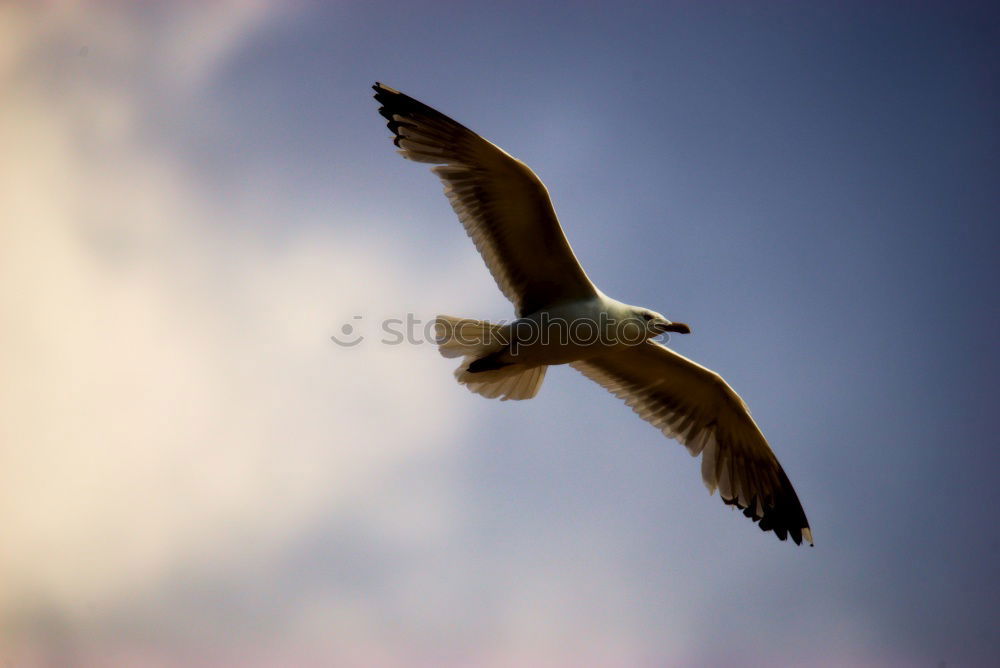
[506,338,619,366]
[501,303,632,366]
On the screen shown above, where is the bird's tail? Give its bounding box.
[433,315,547,401]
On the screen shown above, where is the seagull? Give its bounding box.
[373,82,812,546]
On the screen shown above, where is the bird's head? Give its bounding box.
[634,307,691,339]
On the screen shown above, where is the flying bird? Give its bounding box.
[373,82,812,546]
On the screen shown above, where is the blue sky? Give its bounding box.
[2,2,997,665]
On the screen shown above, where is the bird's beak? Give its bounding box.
[655,320,691,335]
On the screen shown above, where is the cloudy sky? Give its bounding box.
[1,1,997,666]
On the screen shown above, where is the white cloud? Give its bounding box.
[0,2,469,648]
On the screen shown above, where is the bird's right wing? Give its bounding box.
[572,341,812,545]
[373,83,598,316]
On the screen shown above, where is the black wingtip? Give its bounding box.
[372,82,415,147]
[371,83,476,145]
[721,469,812,547]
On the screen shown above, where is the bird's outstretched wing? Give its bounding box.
[572,341,812,545]
[373,83,598,316]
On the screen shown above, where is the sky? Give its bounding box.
[1,1,997,666]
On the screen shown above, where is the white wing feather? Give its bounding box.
[572,341,812,545]
[374,83,598,316]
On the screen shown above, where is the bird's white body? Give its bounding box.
[496,295,645,367]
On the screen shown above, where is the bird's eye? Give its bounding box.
[643,313,653,321]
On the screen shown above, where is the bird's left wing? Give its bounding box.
[373,83,598,316]
[572,341,812,545]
